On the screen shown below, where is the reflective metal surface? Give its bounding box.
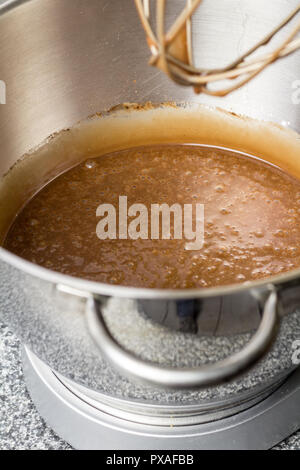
[86,291,278,388]
[1,0,300,174]
[0,0,300,401]
[23,347,300,450]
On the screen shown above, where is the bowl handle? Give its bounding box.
[86,288,278,388]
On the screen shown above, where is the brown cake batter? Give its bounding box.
[4,144,300,288]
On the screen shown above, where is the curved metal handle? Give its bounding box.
[86,290,278,389]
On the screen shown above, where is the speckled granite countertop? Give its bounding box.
[0,322,71,450]
[0,320,299,450]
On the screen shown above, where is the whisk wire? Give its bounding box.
[134,0,300,96]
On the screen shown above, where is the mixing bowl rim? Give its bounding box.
[1,246,300,299]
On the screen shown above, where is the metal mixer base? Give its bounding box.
[22,346,300,450]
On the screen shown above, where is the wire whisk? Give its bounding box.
[135,0,300,96]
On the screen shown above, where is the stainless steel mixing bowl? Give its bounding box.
[0,0,300,409]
